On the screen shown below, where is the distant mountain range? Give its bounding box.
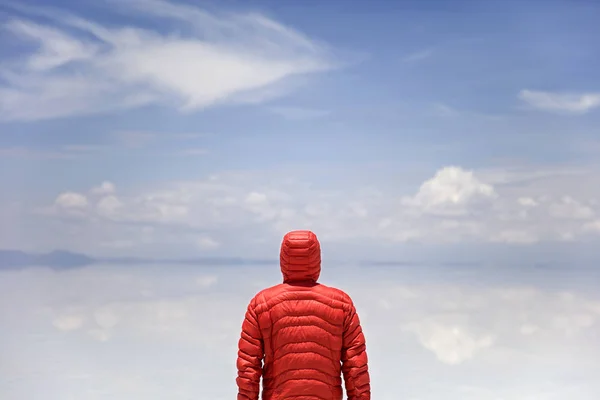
[3,245,595,270]
[0,249,277,269]
[0,250,95,269]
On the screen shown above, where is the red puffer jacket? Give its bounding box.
[236,230,371,400]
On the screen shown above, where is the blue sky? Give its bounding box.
[2,0,600,259]
[2,2,600,399]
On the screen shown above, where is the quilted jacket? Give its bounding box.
[236,230,370,400]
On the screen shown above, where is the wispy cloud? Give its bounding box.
[267,106,330,120]
[0,145,104,159]
[61,145,108,153]
[429,103,504,121]
[180,148,209,156]
[0,130,209,159]
[113,130,211,149]
[432,103,459,117]
[518,90,600,115]
[402,48,434,63]
[0,0,337,122]
[112,131,159,149]
[0,146,72,160]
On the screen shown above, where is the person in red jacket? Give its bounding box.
[236,230,371,400]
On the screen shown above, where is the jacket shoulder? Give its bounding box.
[317,283,354,306]
[248,283,285,308]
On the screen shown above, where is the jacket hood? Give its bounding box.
[280,230,321,283]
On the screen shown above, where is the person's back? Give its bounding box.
[236,230,371,400]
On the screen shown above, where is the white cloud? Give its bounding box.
[401,166,496,217]
[518,197,538,207]
[55,192,88,209]
[91,181,116,196]
[0,0,336,121]
[584,220,600,233]
[93,307,120,330]
[96,195,124,218]
[405,317,495,365]
[52,314,85,331]
[547,196,595,220]
[490,229,539,244]
[87,328,112,342]
[11,165,600,256]
[196,236,220,250]
[244,191,268,206]
[518,90,600,115]
[196,275,219,287]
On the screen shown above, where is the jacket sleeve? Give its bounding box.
[341,298,371,400]
[236,298,264,400]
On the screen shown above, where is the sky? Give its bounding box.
[1,0,600,398]
[1,0,600,260]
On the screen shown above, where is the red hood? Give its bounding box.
[280,230,321,283]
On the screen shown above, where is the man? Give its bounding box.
[236,230,371,400]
